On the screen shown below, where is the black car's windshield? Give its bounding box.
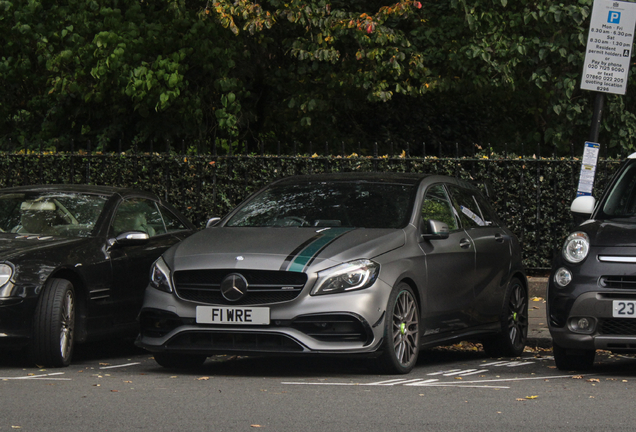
[226,181,415,228]
[598,160,636,221]
[0,192,107,237]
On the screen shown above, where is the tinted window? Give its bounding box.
[601,161,636,219]
[472,193,499,226]
[421,184,458,230]
[159,205,189,233]
[448,185,487,228]
[112,199,163,237]
[0,192,107,237]
[226,181,415,228]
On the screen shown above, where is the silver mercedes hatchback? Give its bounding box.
[137,173,527,374]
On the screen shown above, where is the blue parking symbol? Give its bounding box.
[608,11,621,24]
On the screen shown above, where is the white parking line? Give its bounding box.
[428,369,461,376]
[99,362,141,369]
[0,372,70,381]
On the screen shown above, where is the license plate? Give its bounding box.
[613,300,636,318]
[196,306,270,325]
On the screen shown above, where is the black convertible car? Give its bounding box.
[0,185,196,367]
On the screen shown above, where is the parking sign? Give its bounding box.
[581,0,636,95]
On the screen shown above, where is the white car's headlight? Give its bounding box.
[562,232,590,263]
[150,257,173,293]
[311,259,379,295]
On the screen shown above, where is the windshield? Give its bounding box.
[226,181,415,228]
[0,192,108,237]
[600,160,636,220]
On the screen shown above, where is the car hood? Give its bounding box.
[582,219,636,247]
[166,227,406,273]
[0,233,86,261]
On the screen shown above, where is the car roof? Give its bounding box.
[0,184,157,199]
[272,172,434,186]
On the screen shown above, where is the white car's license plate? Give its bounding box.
[613,300,636,318]
[196,306,270,325]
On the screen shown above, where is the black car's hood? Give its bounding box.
[0,233,85,261]
[582,219,636,247]
[166,227,406,273]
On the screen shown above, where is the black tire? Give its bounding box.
[153,352,208,369]
[482,277,528,358]
[375,283,420,374]
[30,278,76,367]
[553,342,595,371]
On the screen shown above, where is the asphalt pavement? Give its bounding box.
[527,276,551,348]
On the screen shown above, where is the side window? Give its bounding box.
[472,192,499,227]
[159,205,188,233]
[448,186,486,228]
[421,184,458,230]
[112,199,164,237]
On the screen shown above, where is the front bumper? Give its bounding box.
[548,258,636,352]
[0,296,38,348]
[136,280,392,356]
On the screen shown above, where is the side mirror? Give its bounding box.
[206,217,221,228]
[109,231,150,247]
[570,195,596,216]
[421,219,450,240]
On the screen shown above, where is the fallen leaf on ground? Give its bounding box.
[572,375,583,379]
[531,297,543,302]
[525,395,538,399]
[587,378,600,383]
[197,377,210,381]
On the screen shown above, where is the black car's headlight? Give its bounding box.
[0,263,12,287]
[311,259,379,295]
[150,257,173,293]
[0,263,13,297]
[562,232,590,263]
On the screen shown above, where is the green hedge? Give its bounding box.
[0,151,624,270]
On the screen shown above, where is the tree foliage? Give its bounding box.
[2,0,636,155]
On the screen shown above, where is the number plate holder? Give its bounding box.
[196,306,270,325]
[612,300,636,318]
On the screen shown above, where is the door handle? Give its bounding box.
[459,238,472,249]
[494,233,505,243]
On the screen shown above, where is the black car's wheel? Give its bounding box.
[482,277,528,358]
[376,283,420,374]
[30,278,76,367]
[553,343,595,371]
[153,353,208,369]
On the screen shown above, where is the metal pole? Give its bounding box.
[589,92,604,143]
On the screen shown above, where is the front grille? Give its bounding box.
[599,318,636,335]
[166,331,304,352]
[600,276,636,289]
[173,269,307,305]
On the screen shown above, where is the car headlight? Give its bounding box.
[150,257,173,293]
[311,259,379,295]
[562,232,590,263]
[0,263,12,287]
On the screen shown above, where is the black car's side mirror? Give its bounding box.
[570,196,596,227]
[421,219,450,240]
[109,231,150,247]
[206,217,221,228]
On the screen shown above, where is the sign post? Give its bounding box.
[578,0,636,196]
